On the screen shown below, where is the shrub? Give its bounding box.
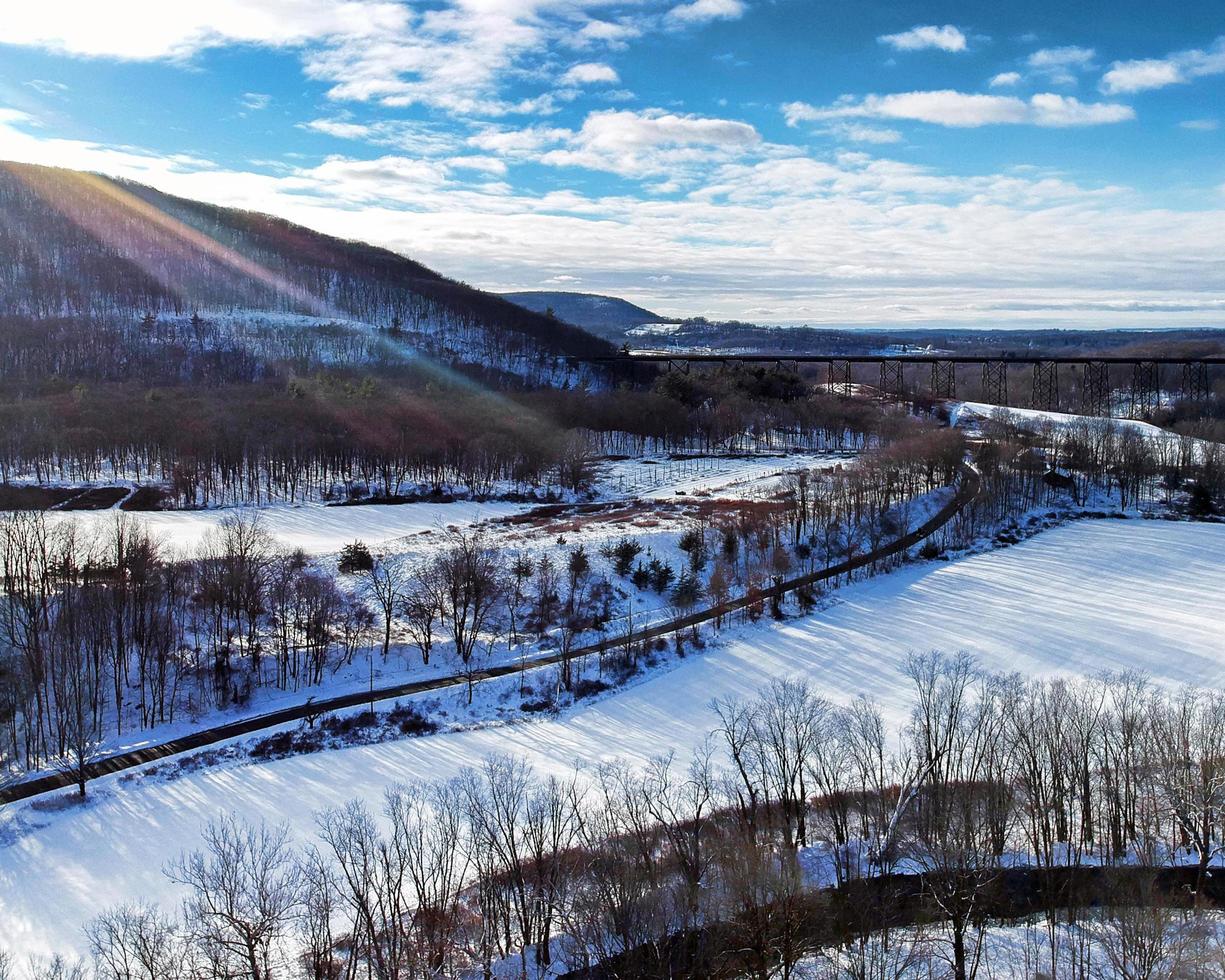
[338,540,375,574]
[572,677,611,700]
[607,537,644,576]
[918,540,943,560]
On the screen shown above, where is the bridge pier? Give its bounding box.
[880,360,905,400]
[1181,361,1210,404]
[931,360,956,400]
[982,361,1008,406]
[1080,361,1110,416]
[1032,360,1059,411]
[1129,360,1160,418]
[828,359,853,397]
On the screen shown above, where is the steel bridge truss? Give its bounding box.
[1080,361,1111,417]
[1129,360,1160,419]
[1181,361,1210,404]
[981,361,1008,406]
[612,353,1220,421]
[1031,361,1059,411]
[827,359,853,398]
[930,360,957,400]
[879,360,906,400]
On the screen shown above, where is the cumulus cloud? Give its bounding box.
[989,72,1021,88]
[568,19,641,49]
[1,0,408,60]
[1180,118,1219,131]
[666,0,746,26]
[1100,37,1225,94]
[0,2,637,119]
[240,92,272,111]
[3,106,1225,326]
[878,25,967,53]
[301,117,462,156]
[560,62,620,86]
[1026,46,1096,85]
[783,90,1134,128]
[540,108,761,178]
[832,123,904,144]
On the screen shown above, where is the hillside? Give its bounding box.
[0,161,613,364]
[502,290,671,337]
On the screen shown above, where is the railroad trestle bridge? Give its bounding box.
[597,352,1224,420]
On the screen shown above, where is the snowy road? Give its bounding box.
[2,519,1224,958]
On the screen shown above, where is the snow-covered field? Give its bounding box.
[34,499,530,556]
[950,400,1185,442]
[2,519,1223,959]
[4,450,845,558]
[593,449,853,500]
[0,450,860,767]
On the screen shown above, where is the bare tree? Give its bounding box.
[434,530,504,666]
[167,816,302,980]
[362,555,408,664]
[87,903,185,980]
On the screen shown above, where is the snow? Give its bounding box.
[592,450,854,501]
[0,451,862,769]
[28,500,530,556]
[950,400,1185,442]
[3,519,1224,959]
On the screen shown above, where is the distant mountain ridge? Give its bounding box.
[502,290,673,338]
[0,161,613,363]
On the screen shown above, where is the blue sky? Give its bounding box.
[1,0,1224,327]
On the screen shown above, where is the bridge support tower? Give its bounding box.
[1080,361,1110,417]
[1032,360,1059,411]
[828,359,853,398]
[1129,361,1160,418]
[931,360,956,400]
[880,360,905,400]
[1181,361,1210,404]
[982,361,1008,406]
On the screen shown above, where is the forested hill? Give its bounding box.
[502,290,670,338]
[0,161,613,361]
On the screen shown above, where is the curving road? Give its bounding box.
[1,466,979,805]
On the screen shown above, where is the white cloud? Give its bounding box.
[833,124,904,144]
[1180,118,1219,131]
[560,62,620,86]
[569,19,641,49]
[0,0,408,60]
[878,25,967,53]
[446,155,508,175]
[1101,37,1225,94]
[467,124,569,157]
[3,106,1225,327]
[989,72,1021,88]
[240,92,272,111]
[25,79,70,96]
[301,117,461,156]
[1026,45,1095,85]
[303,118,373,140]
[784,90,1134,128]
[0,2,628,119]
[666,0,746,26]
[539,108,761,178]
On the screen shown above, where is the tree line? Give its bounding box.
[13,660,1225,980]
[0,427,985,789]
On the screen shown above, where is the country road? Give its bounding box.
[1,464,979,805]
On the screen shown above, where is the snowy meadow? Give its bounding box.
[2,518,1223,960]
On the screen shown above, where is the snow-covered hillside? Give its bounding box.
[950,400,1182,442]
[2,519,1223,960]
